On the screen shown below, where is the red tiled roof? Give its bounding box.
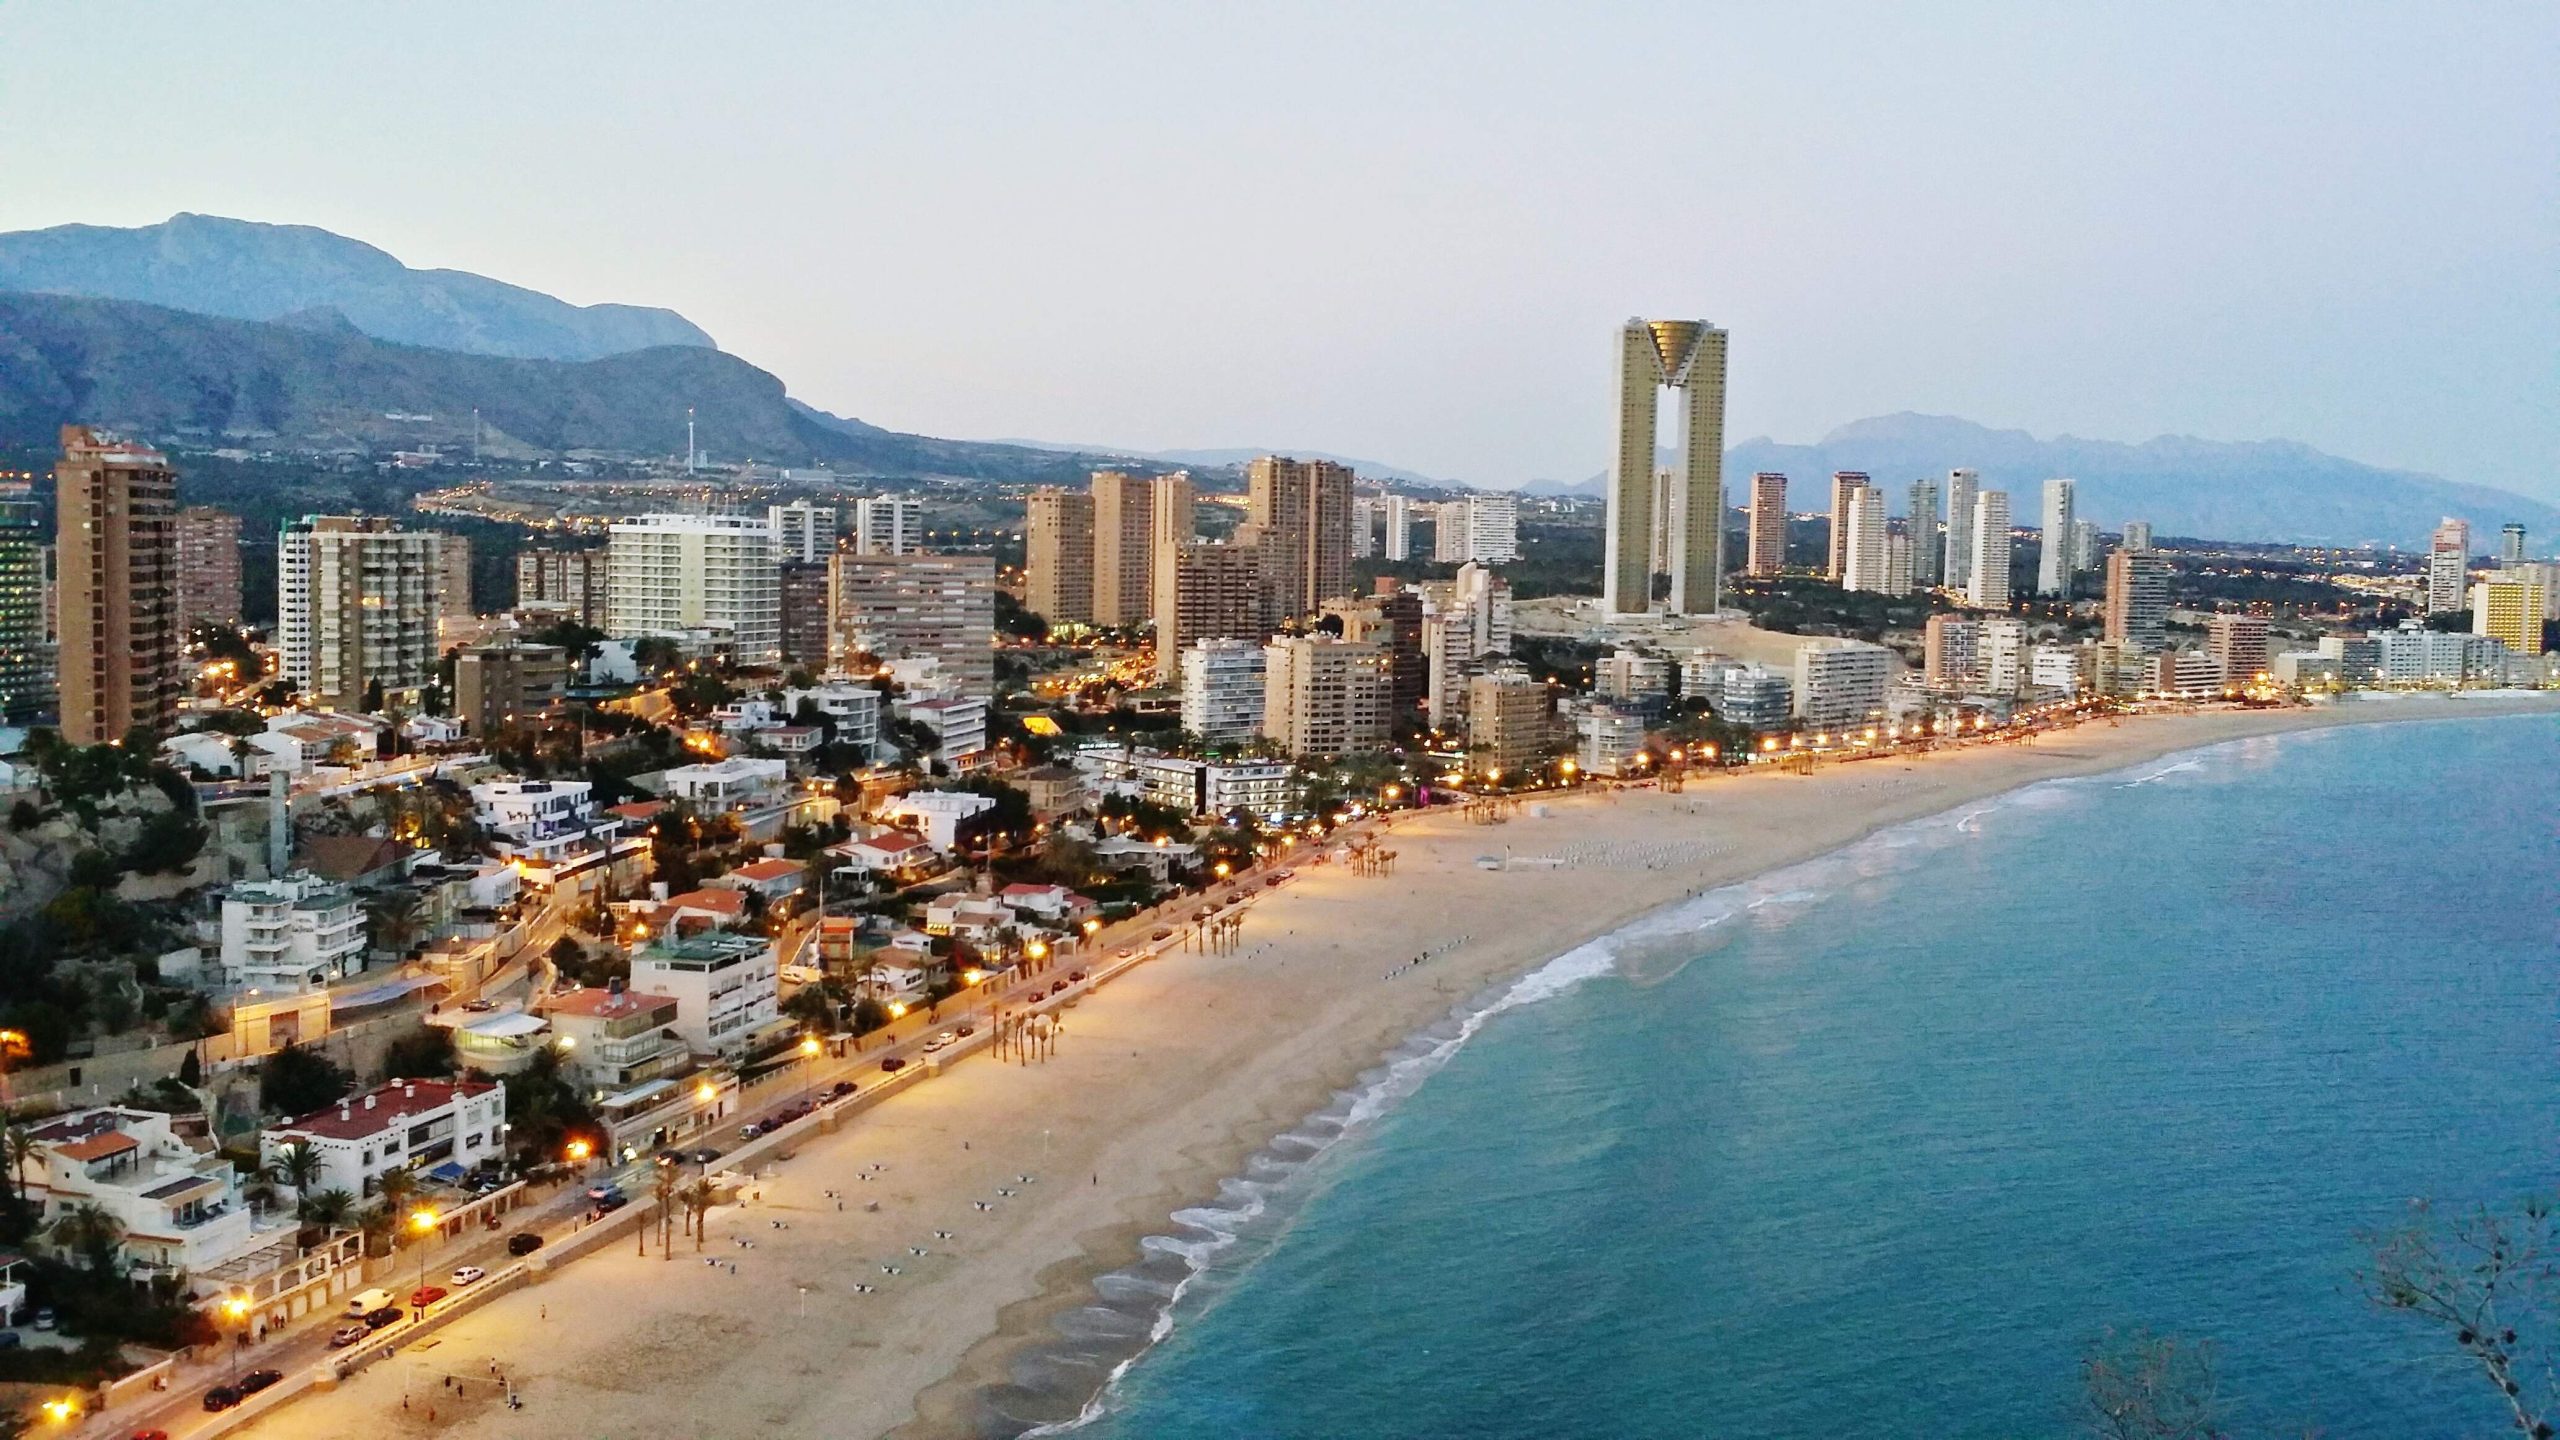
[278,1079,496,1141]
[857,833,925,854]
[999,883,1063,899]
[730,858,803,882]
[607,801,667,822]
[543,987,677,1020]
[667,888,746,915]
[55,1133,137,1162]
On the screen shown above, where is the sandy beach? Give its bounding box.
[223,693,2559,1440]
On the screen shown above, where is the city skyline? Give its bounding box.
[1,6,2549,503]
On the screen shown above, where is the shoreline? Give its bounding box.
[215,695,2559,1440]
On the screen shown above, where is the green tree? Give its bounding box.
[259,1042,354,1118]
[364,890,426,960]
[264,1140,323,1200]
[48,1202,124,1274]
[379,1026,454,1080]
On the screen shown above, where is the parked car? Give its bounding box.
[954,1024,975,1038]
[1151,928,1173,941]
[826,1080,857,1099]
[1069,971,1087,983]
[880,1056,906,1072]
[507,1232,545,1257]
[1115,947,1134,958]
[923,1031,955,1053]
[238,1368,282,1395]
[410,1285,447,1308]
[450,1266,486,1287]
[461,998,496,1012]
[128,1430,169,1440]
[738,1122,763,1141]
[362,1307,403,1330]
[202,1385,240,1412]
[328,1324,367,1348]
[692,1148,720,1165]
[31,1308,53,1330]
[1049,981,1068,996]
[780,964,823,985]
[0,1331,20,1350]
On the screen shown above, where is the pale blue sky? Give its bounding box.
[3,3,2551,498]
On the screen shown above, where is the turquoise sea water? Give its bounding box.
[1012,713,2558,1440]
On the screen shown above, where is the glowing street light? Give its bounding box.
[411,1207,440,1291]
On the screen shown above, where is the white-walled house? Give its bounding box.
[260,1078,507,1198]
[23,1108,266,1281]
[218,872,368,991]
[877,790,995,851]
[628,932,782,1059]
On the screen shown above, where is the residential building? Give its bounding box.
[2038,479,2077,597]
[1577,704,1648,777]
[25,1108,260,1277]
[713,857,808,907]
[436,532,474,617]
[2070,518,2100,574]
[2030,644,2088,693]
[1243,455,1354,619]
[1016,764,1087,819]
[219,872,367,990]
[608,512,781,665]
[1447,493,1520,564]
[261,1079,506,1199]
[0,492,50,723]
[1091,470,1174,627]
[1711,666,1793,731]
[2471,578,2548,657]
[2500,523,2528,566]
[629,932,781,1059]
[1907,477,1942,586]
[853,494,922,556]
[2425,518,2471,615]
[2103,549,2171,651]
[55,427,182,745]
[2120,521,2154,553]
[1351,495,1377,559]
[1943,468,1980,590]
[2373,621,2505,684]
[2272,652,2342,688]
[1382,494,1413,561]
[828,552,996,696]
[1922,615,1982,691]
[1965,490,2012,610]
[471,779,619,866]
[780,682,884,750]
[1827,472,1871,581]
[779,559,832,666]
[878,789,997,850]
[515,546,612,626]
[896,693,990,764]
[454,640,570,737]
[1075,749,1294,819]
[662,756,789,812]
[1421,564,1515,730]
[1605,319,1727,616]
[1594,648,1672,703]
[2316,634,2383,684]
[1025,486,1096,626]
[543,985,690,1096]
[1325,586,1426,724]
[768,501,838,563]
[1180,638,1267,745]
[1746,472,1788,577]
[174,505,244,633]
[1980,618,2029,695]
[1262,635,1391,758]
[1794,643,1890,731]
[1466,669,1554,777]
[1153,540,1266,684]
[1840,486,1891,594]
[278,516,442,711]
[2206,614,2272,681]
[1150,472,1197,577]
[1884,531,1914,597]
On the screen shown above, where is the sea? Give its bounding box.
[992,711,2559,1440]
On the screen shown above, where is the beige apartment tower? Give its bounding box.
[1090,471,1157,627]
[1024,487,1096,627]
[1605,319,1728,617]
[55,427,182,745]
[1153,541,1266,684]
[1826,472,1871,580]
[1261,635,1390,759]
[1243,456,1353,620]
[1745,473,1788,577]
[174,506,244,634]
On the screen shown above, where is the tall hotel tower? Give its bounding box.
[1604,319,1728,617]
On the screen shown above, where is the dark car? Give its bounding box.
[0,1331,18,1350]
[1049,981,1068,996]
[363,1306,403,1329]
[507,1232,545,1257]
[1151,928,1173,941]
[1069,970,1087,983]
[409,1285,447,1308]
[826,1080,857,1099]
[691,1148,720,1165]
[955,1023,975,1037]
[202,1386,241,1412]
[238,1368,283,1395]
[880,1056,906,1072]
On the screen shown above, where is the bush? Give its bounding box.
[259,1042,354,1119]
[7,799,38,831]
[379,1026,454,1081]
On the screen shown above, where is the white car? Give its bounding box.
[450,1265,487,1287]
[780,964,823,985]
[923,1031,956,1054]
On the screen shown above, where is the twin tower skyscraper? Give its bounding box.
[1604,318,1728,618]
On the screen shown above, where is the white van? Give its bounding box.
[345,1287,395,1317]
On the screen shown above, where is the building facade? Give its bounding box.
[1262,635,1390,758]
[2103,549,2171,651]
[261,1079,505,1199]
[1943,468,1980,590]
[174,505,244,634]
[2037,478,2077,597]
[1794,643,1890,731]
[630,932,782,1059]
[279,516,442,712]
[1466,669,1554,777]
[1826,472,1870,581]
[768,502,838,564]
[55,427,182,745]
[1152,540,1266,684]
[1024,486,1096,626]
[1243,456,1354,620]
[454,640,571,737]
[2426,517,2471,615]
[1180,638,1267,745]
[1840,486,1891,594]
[779,560,832,667]
[2205,614,2271,681]
[1907,477,1942,586]
[1965,490,2013,611]
[827,552,996,696]
[1605,319,1727,617]
[608,513,782,665]
[1746,472,1787,577]
[515,547,611,626]
[0,492,51,723]
[2471,579,2548,656]
[219,872,368,990]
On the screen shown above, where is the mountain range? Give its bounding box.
[1513,413,2557,548]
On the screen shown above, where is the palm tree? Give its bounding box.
[301,1188,356,1232]
[365,891,426,962]
[372,1168,420,1235]
[0,1126,31,1214]
[266,1141,323,1208]
[49,1202,124,1273]
[356,1200,396,1257]
[681,1177,718,1251]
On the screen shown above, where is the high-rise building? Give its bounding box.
[2426,518,2471,615]
[1965,490,2012,611]
[1091,471,1163,627]
[1907,477,1941,586]
[2501,524,2528,566]
[1466,670,1554,778]
[1604,319,1727,617]
[1452,493,1520,564]
[174,506,244,634]
[280,516,443,712]
[1324,588,1426,725]
[1350,496,1377,560]
[1261,635,1390,759]
[2120,521,2154,553]
[516,547,611,626]
[0,491,52,723]
[1980,617,2029,695]
[606,513,781,665]
[2070,518,2100,575]
[1943,469,1980,589]
[827,553,996,697]
[1840,487,1891,594]
[1884,531,1913,598]
[1826,472,1871,580]
[1922,615,1981,691]
[1793,642,1890,731]
[853,495,922,556]
[1150,471,1196,571]
[779,560,832,667]
[1382,495,1413,561]
[1243,456,1354,619]
[2038,479,2077,597]
[1746,473,1788,577]
[1179,638,1267,745]
[2206,614,2271,681]
[768,502,839,564]
[2471,579,2548,657]
[2103,549,2171,651]
[436,533,474,618]
[1152,540,1266,684]
[1023,487,1096,627]
[454,640,571,737]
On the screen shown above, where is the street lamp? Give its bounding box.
[410,1208,438,1295]
[222,1292,251,1384]
[38,1396,74,1425]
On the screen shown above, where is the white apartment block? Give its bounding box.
[1712,666,1793,732]
[1383,495,1413,561]
[1594,649,1673,701]
[1966,490,2013,610]
[470,778,618,865]
[220,872,368,991]
[661,755,790,811]
[1839,488,1891,594]
[1577,705,1648,777]
[261,1079,507,1199]
[609,512,781,665]
[629,932,782,1059]
[2038,478,2077,597]
[2425,518,2471,615]
[768,502,839,563]
[1351,495,1377,559]
[1793,643,1891,732]
[896,694,990,764]
[1263,635,1391,758]
[878,789,997,849]
[277,516,442,711]
[1980,617,2030,695]
[854,495,923,556]
[1454,493,1520,564]
[25,1108,263,1278]
[780,683,884,749]
[1074,749,1293,819]
[1180,638,1267,745]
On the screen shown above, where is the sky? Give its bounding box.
[2,3,2553,500]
